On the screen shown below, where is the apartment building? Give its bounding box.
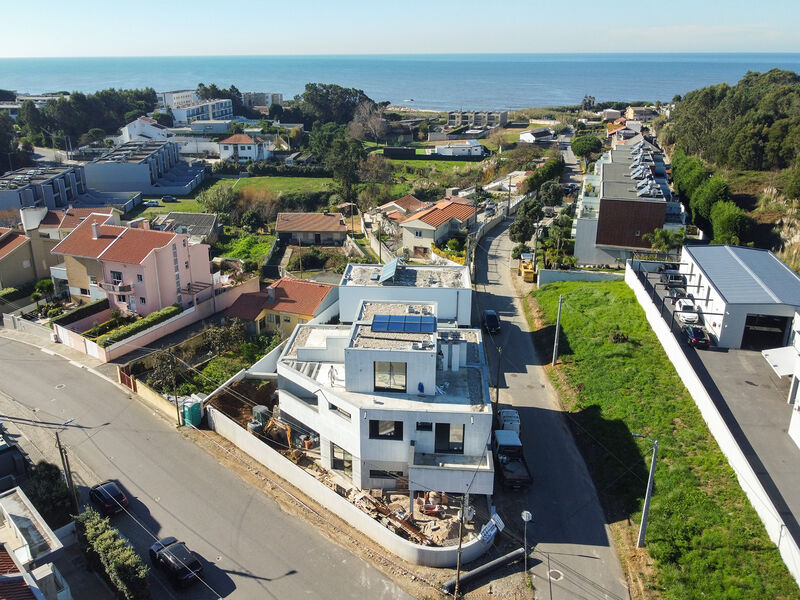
[242,92,283,108]
[0,166,87,213]
[276,299,494,497]
[157,89,198,109]
[171,99,234,126]
[447,111,508,128]
[624,106,659,123]
[51,213,212,314]
[573,136,684,266]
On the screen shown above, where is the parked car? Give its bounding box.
[657,262,680,273]
[660,270,686,288]
[482,309,501,334]
[143,200,160,207]
[161,195,177,203]
[89,480,128,516]
[668,287,687,304]
[675,298,700,324]
[682,325,710,349]
[485,206,496,217]
[149,537,203,588]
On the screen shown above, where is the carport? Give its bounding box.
[680,245,800,350]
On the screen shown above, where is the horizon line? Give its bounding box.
[3,50,800,60]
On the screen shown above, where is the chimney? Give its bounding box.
[91,222,100,240]
[267,286,275,302]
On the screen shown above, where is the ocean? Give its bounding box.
[2,53,800,111]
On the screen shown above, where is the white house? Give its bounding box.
[519,128,554,144]
[399,200,477,258]
[157,89,198,109]
[427,139,484,157]
[680,245,800,349]
[275,299,494,500]
[218,134,272,162]
[338,259,472,325]
[117,116,174,144]
[600,108,622,121]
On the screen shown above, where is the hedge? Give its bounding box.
[50,298,109,326]
[76,509,150,600]
[0,281,35,303]
[97,304,183,348]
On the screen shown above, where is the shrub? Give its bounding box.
[22,461,72,529]
[46,307,63,318]
[76,509,149,600]
[50,298,109,326]
[97,305,183,348]
[0,281,35,303]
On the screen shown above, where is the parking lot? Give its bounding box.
[634,262,800,546]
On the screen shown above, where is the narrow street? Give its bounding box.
[474,220,630,600]
[0,336,412,600]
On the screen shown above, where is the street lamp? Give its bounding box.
[55,418,79,514]
[633,433,658,548]
[521,510,532,575]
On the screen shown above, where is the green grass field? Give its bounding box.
[531,280,798,599]
[214,232,275,263]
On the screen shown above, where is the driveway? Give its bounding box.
[473,220,629,599]
[557,132,583,187]
[0,336,412,600]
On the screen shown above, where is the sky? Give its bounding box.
[1,0,799,57]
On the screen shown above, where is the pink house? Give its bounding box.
[52,214,213,316]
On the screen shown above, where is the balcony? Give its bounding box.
[100,280,134,294]
[408,441,494,496]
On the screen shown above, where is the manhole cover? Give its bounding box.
[526,384,534,389]
[548,569,563,582]
[55,384,66,390]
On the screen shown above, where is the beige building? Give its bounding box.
[0,227,60,289]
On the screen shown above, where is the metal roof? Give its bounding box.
[684,245,800,305]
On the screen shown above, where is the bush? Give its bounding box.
[512,243,532,259]
[97,305,183,348]
[46,307,63,318]
[571,135,602,157]
[22,461,72,529]
[0,281,35,303]
[50,298,109,326]
[76,509,149,600]
[521,156,565,195]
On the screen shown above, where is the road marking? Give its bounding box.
[40,348,56,356]
[68,360,83,368]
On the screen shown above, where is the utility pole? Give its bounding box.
[494,347,503,414]
[171,352,182,427]
[55,431,79,514]
[378,219,382,264]
[62,447,79,514]
[636,437,658,548]
[552,295,563,366]
[454,495,465,598]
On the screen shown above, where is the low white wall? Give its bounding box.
[247,340,287,377]
[537,269,624,287]
[2,314,53,342]
[625,263,800,586]
[206,407,491,567]
[53,522,76,548]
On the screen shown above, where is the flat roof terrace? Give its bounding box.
[0,166,77,185]
[342,263,469,288]
[357,301,436,321]
[94,141,169,164]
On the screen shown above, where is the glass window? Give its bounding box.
[268,314,274,323]
[79,288,89,296]
[136,274,143,282]
[374,361,406,392]
[283,316,290,322]
[331,443,352,477]
[139,297,146,304]
[369,420,403,441]
[329,402,351,421]
[434,423,464,454]
[110,270,122,282]
[116,294,125,301]
[416,422,433,431]
[369,470,404,480]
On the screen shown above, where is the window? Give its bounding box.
[223,145,229,150]
[184,261,189,269]
[434,423,464,454]
[79,288,89,296]
[369,420,403,441]
[139,297,146,305]
[116,294,125,302]
[414,230,422,238]
[136,274,143,282]
[283,316,290,322]
[110,270,122,283]
[416,422,433,431]
[374,361,407,392]
[369,470,404,480]
[89,275,97,284]
[268,314,274,323]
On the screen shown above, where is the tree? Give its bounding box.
[571,135,602,158]
[197,185,237,216]
[581,95,596,110]
[123,109,145,123]
[309,121,346,162]
[268,103,283,120]
[642,228,685,253]
[34,278,54,301]
[151,111,173,127]
[690,175,730,222]
[509,197,544,243]
[512,243,531,259]
[520,156,565,195]
[241,209,263,233]
[230,122,245,134]
[347,101,388,143]
[327,137,364,204]
[539,180,564,206]
[22,461,72,528]
[298,83,374,125]
[17,100,42,136]
[359,153,392,184]
[205,319,246,355]
[146,350,182,393]
[710,201,751,245]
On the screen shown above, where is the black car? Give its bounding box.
[657,262,680,273]
[668,287,687,304]
[89,480,128,516]
[660,271,686,288]
[149,537,203,588]
[161,195,177,203]
[482,309,501,334]
[682,325,711,349]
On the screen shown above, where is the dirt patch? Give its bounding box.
[208,380,275,428]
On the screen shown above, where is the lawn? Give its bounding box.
[221,176,334,195]
[214,232,275,263]
[530,280,798,600]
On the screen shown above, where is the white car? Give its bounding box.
[675,298,700,324]
[143,200,160,207]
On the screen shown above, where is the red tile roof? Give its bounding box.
[384,210,403,222]
[378,195,427,214]
[0,547,18,575]
[227,278,335,320]
[0,229,29,261]
[275,212,346,233]
[51,215,176,264]
[0,579,37,600]
[40,207,115,231]
[402,200,477,228]
[220,134,264,145]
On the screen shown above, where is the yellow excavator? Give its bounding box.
[263,417,292,449]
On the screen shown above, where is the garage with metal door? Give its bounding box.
[679,245,800,350]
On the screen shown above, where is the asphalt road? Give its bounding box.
[0,337,412,600]
[473,220,630,600]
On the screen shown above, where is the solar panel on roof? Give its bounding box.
[370,313,437,334]
[378,257,403,284]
